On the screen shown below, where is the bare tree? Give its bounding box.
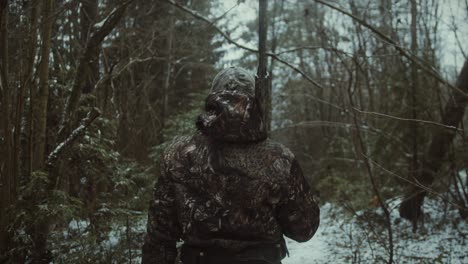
[399,59,468,226]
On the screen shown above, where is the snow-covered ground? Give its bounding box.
[60,196,467,263]
[283,203,335,264]
[283,199,467,264]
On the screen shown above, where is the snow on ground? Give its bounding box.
[283,199,467,264]
[283,203,332,264]
[61,196,466,263]
[132,198,466,263]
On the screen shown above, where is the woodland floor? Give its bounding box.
[70,196,466,264]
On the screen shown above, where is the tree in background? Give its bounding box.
[231,0,467,250]
[0,0,220,261]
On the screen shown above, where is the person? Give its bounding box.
[141,67,320,264]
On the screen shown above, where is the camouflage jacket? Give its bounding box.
[142,68,320,264]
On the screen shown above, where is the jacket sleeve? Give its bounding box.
[142,156,181,264]
[276,159,320,242]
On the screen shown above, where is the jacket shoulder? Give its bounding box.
[246,139,297,180]
[161,135,196,167]
[261,139,296,161]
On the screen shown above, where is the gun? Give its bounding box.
[255,0,269,138]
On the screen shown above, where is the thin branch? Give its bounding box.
[353,108,464,132]
[272,120,365,131]
[289,93,345,111]
[265,52,326,90]
[451,23,467,59]
[165,0,326,91]
[448,5,468,59]
[314,0,468,98]
[212,2,239,24]
[366,155,465,211]
[94,56,165,90]
[276,45,353,56]
[62,0,134,127]
[347,65,394,263]
[272,119,411,153]
[166,0,256,52]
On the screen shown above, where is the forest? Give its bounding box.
[0,0,467,263]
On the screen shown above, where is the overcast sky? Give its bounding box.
[213,0,467,77]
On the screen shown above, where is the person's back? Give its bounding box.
[142,67,320,264]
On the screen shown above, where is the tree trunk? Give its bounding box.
[161,6,174,141]
[32,0,55,171]
[399,59,468,226]
[408,0,419,231]
[29,1,56,261]
[267,0,283,132]
[20,0,40,184]
[61,1,132,136]
[0,0,12,255]
[80,0,99,94]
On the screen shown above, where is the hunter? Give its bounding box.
[142,67,320,264]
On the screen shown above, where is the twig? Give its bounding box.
[346,60,394,263]
[212,2,239,24]
[276,46,353,56]
[366,155,465,211]
[353,108,463,132]
[314,0,468,98]
[165,0,256,52]
[62,0,134,130]
[94,56,165,91]
[164,0,326,91]
[266,52,325,90]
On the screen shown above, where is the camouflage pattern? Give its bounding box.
[142,68,320,264]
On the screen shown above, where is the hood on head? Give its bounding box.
[196,67,267,143]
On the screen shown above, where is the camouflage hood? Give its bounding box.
[196,67,267,143]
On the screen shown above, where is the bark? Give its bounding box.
[80,0,99,94]
[117,79,130,155]
[32,0,55,171]
[0,0,12,255]
[161,6,174,137]
[267,0,283,133]
[28,2,56,261]
[399,59,468,226]
[409,0,419,232]
[20,0,40,184]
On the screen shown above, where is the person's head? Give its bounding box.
[210,67,255,96]
[196,67,266,143]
